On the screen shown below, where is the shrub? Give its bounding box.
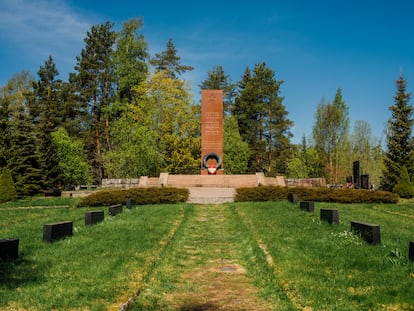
[235,186,399,204]
[78,187,189,207]
[393,166,414,198]
[0,167,17,203]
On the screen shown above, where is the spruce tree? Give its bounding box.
[7,92,44,196]
[381,74,414,191]
[27,56,64,187]
[0,167,17,203]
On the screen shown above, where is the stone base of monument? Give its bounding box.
[201,169,224,175]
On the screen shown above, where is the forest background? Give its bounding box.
[0,18,413,199]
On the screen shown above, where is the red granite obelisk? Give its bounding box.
[201,90,223,174]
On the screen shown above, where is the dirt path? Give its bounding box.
[132,205,290,310]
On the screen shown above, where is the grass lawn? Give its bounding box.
[1,198,414,310]
[0,200,185,310]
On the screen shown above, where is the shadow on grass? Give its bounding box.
[0,255,47,289]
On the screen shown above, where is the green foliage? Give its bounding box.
[393,166,414,198]
[27,56,65,187]
[235,186,399,203]
[112,18,149,104]
[287,136,325,178]
[70,21,117,182]
[223,115,250,174]
[78,187,189,207]
[131,71,200,174]
[312,88,349,183]
[234,63,293,174]
[6,84,44,196]
[350,120,383,187]
[103,114,162,177]
[51,128,92,186]
[382,74,414,191]
[0,167,16,202]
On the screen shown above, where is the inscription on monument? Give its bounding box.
[201,90,223,174]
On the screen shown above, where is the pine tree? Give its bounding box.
[234,62,293,174]
[381,74,414,191]
[70,21,117,182]
[150,39,193,79]
[0,167,17,203]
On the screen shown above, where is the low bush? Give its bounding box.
[78,187,189,207]
[235,186,399,203]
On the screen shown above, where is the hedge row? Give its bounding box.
[78,187,189,207]
[235,186,399,204]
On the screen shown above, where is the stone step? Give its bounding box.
[187,187,236,204]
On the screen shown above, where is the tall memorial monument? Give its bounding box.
[201,90,223,174]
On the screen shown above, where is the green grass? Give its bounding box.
[1,199,414,310]
[234,201,414,310]
[0,195,79,209]
[0,203,184,310]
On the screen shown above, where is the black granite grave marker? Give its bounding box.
[409,241,414,261]
[320,208,339,224]
[85,210,104,226]
[0,238,19,260]
[287,193,298,204]
[43,221,73,243]
[109,204,123,216]
[351,221,380,245]
[300,201,314,212]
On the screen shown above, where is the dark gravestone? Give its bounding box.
[353,160,360,188]
[109,204,123,216]
[287,193,298,204]
[351,221,381,245]
[320,208,339,224]
[300,201,314,212]
[409,241,414,261]
[85,210,104,226]
[0,238,19,260]
[126,198,134,209]
[361,174,370,189]
[44,188,62,197]
[43,221,73,243]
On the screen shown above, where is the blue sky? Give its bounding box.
[1,0,414,145]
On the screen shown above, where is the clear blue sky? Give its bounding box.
[1,0,414,145]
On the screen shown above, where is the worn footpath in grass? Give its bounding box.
[0,204,184,310]
[132,204,294,310]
